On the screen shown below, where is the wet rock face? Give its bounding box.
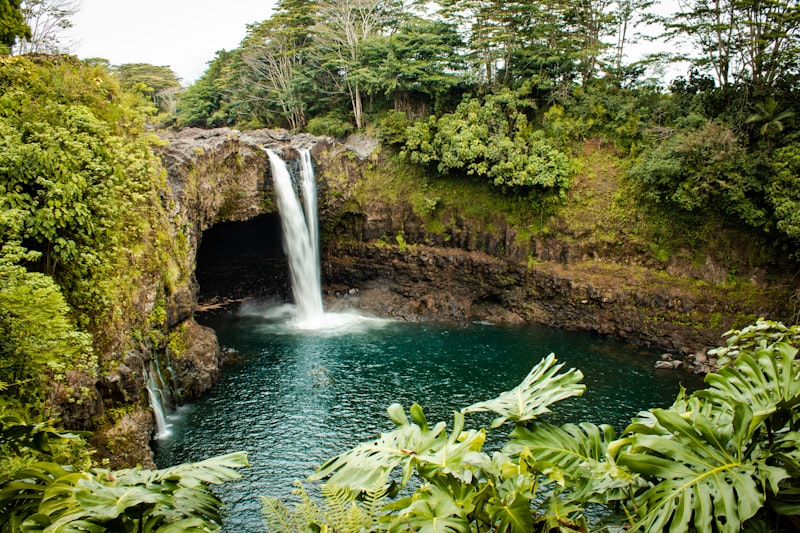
[171,320,221,401]
[322,241,785,355]
[91,409,157,470]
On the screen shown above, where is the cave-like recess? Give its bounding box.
[195,214,291,303]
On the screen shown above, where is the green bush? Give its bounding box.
[402,90,574,196]
[628,118,765,227]
[306,114,354,139]
[768,142,800,244]
[378,109,410,147]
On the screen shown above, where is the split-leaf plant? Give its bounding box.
[265,321,800,532]
[0,416,248,533]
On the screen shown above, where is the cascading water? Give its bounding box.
[299,150,320,276]
[144,366,171,439]
[266,149,324,324]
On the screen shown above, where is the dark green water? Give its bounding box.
[153,303,703,532]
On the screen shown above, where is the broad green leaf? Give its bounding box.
[312,405,447,491]
[620,405,765,533]
[72,483,170,519]
[462,354,585,428]
[698,343,800,432]
[486,491,535,533]
[390,484,469,533]
[506,421,637,503]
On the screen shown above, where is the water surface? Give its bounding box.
[154,304,703,531]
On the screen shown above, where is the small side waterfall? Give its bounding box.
[144,365,171,439]
[267,149,324,323]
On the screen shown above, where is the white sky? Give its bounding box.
[67,0,277,85]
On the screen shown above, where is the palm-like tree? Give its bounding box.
[745,96,795,136]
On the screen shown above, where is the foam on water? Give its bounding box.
[238,299,391,335]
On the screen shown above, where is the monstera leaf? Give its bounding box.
[698,343,800,431]
[618,403,781,533]
[415,411,487,483]
[708,320,800,363]
[506,421,638,504]
[312,403,448,491]
[462,354,585,428]
[389,484,470,533]
[0,462,72,531]
[485,485,536,533]
[0,452,248,533]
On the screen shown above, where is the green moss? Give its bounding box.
[167,323,189,359]
[426,219,446,234]
[148,299,167,328]
[395,232,408,253]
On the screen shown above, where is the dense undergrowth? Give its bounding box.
[0,54,189,494]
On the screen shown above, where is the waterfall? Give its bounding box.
[267,149,324,323]
[145,366,171,439]
[299,150,320,280]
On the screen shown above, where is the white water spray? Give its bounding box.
[267,149,324,323]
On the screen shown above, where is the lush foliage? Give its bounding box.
[114,63,182,116]
[0,0,29,50]
[164,0,800,256]
[266,321,800,532]
[0,53,253,533]
[403,90,574,195]
[627,117,764,224]
[0,55,165,338]
[0,442,248,532]
[0,242,94,410]
[0,55,184,516]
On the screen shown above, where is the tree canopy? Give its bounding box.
[0,0,30,51]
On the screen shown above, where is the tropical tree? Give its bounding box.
[660,0,800,91]
[13,0,78,54]
[438,0,616,89]
[239,0,315,130]
[360,17,465,117]
[114,63,183,114]
[312,0,403,128]
[610,0,654,73]
[0,0,29,52]
[565,0,616,82]
[176,49,239,128]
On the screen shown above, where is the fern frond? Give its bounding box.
[322,482,358,529]
[261,496,301,533]
[293,480,327,526]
